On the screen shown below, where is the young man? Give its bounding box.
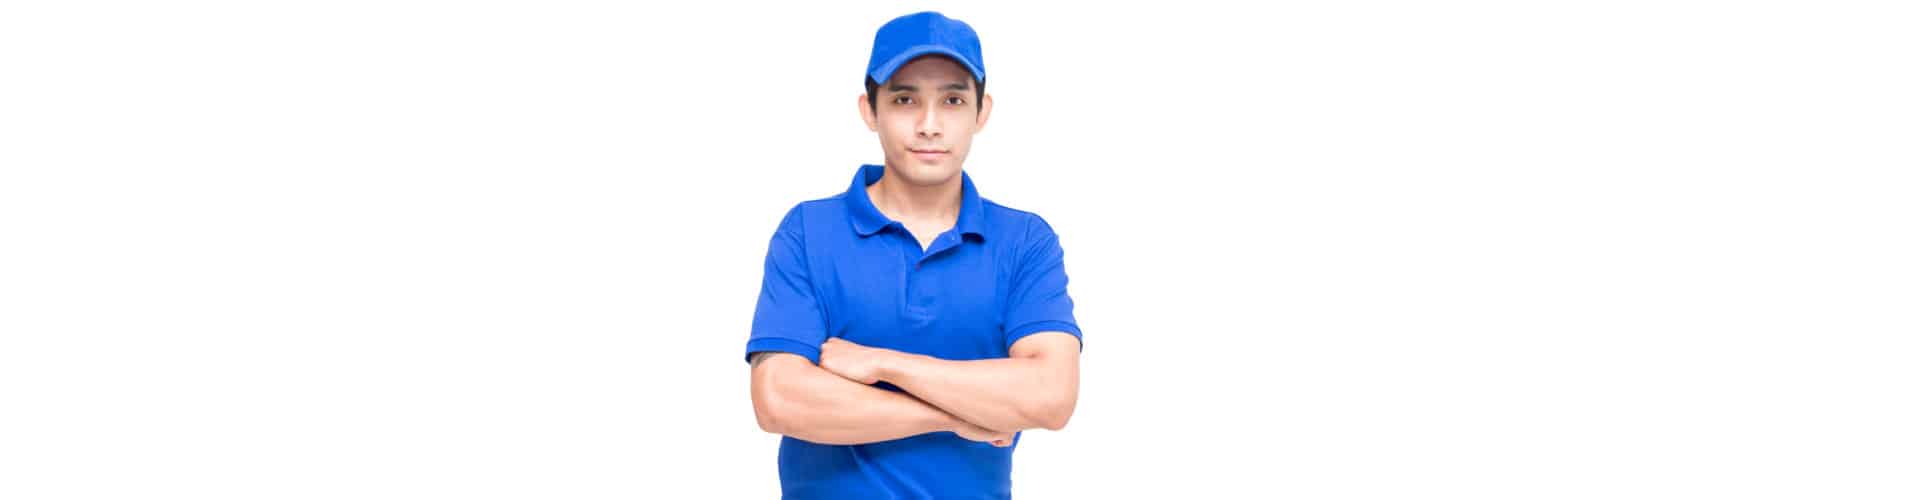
[742,11,1084,499]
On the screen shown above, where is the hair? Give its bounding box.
[864,57,986,114]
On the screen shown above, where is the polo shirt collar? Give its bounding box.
[847,164,987,240]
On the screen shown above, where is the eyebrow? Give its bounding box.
[887,81,974,93]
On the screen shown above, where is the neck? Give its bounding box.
[867,167,961,223]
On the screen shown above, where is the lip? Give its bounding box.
[908,148,950,161]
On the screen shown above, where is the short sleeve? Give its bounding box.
[1002,215,1082,352]
[744,207,829,365]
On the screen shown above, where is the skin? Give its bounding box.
[748,56,1081,445]
[822,333,1081,433]
[750,351,1014,446]
[858,56,993,251]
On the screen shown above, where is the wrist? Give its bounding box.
[876,349,917,382]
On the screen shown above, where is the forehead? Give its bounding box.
[885,56,973,87]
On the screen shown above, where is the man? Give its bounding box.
[742,11,1084,499]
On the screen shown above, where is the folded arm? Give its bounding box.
[821,332,1081,434]
[749,352,1012,446]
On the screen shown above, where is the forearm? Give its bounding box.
[880,353,1073,433]
[753,355,957,445]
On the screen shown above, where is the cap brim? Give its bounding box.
[868,45,984,85]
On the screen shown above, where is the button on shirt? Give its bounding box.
[744,164,1082,499]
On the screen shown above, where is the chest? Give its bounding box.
[810,231,1013,360]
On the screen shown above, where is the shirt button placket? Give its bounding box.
[902,232,921,319]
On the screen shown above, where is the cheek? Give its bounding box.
[881,114,919,134]
[946,118,977,143]
[950,111,983,132]
[873,120,909,146]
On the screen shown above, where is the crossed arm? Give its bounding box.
[749,332,1081,446]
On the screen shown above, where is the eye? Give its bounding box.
[893,96,914,105]
[945,96,966,105]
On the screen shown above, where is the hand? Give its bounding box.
[819,337,896,385]
[949,418,1014,447]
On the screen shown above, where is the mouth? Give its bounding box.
[908,147,950,161]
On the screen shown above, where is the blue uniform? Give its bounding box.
[745,164,1082,499]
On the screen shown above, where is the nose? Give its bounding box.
[914,104,942,139]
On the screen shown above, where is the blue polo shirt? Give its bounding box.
[744,164,1082,499]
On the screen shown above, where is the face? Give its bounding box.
[860,56,992,187]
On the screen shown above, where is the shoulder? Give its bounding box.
[982,197,1059,243]
[773,193,854,234]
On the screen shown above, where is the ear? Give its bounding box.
[974,92,993,132]
[858,93,878,132]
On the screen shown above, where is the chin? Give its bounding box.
[891,160,961,186]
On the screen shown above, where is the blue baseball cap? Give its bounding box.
[865,11,985,86]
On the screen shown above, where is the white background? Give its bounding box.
[3,1,1916,498]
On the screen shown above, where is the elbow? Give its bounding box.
[753,381,798,435]
[1039,408,1073,431]
[1024,397,1076,432]
[750,367,793,435]
[755,402,786,434]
